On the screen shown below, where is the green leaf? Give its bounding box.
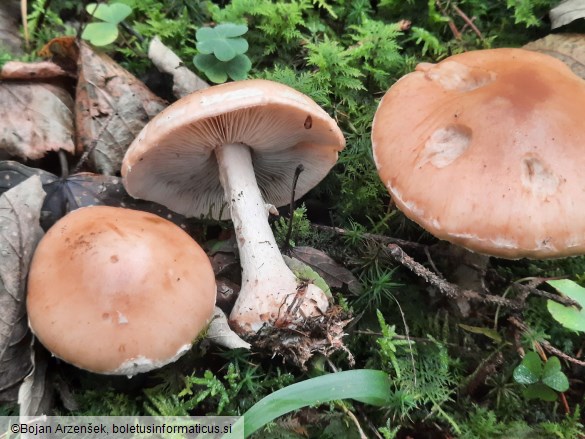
[522,383,558,401]
[81,22,119,46]
[223,370,391,438]
[458,324,503,343]
[85,3,132,24]
[214,23,248,38]
[546,279,585,332]
[542,357,569,392]
[193,54,228,83]
[513,351,542,385]
[225,55,252,80]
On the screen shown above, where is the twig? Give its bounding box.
[451,4,483,39]
[514,282,581,310]
[508,316,585,367]
[283,164,304,253]
[386,244,524,310]
[460,350,503,396]
[310,224,427,253]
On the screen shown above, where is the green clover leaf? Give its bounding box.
[542,356,569,392]
[193,54,251,84]
[513,351,541,385]
[196,24,249,62]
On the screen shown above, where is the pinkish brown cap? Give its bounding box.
[27,206,216,375]
[372,48,585,259]
[122,79,345,220]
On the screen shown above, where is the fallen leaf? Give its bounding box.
[0,82,75,159]
[18,341,52,416]
[75,41,167,174]
[1,61,71,80]
[206,307,250,350]
[0,176,45,403]
[524,34,585,79]
[0,161,200,232]
[291,246,362,295]
[550,0,585,29]
[149,36,209,99]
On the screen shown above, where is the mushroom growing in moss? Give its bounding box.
[27,206,216,376]
[122,79,345,334]
[372,48,585,259]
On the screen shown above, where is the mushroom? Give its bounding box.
[122,79,345,334]
[26,206,216,375]
[372,48,585,259]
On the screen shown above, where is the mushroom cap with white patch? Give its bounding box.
[26,206,216,375]
[372,48,585,259]
[122,79,345,220]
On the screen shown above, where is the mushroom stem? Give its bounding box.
[215,143,329,334]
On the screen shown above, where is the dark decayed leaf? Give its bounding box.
[76,41,167,174]
[0,82,75,160]
[0,161,199,232]
[291,246,362,295]
[0,176,45,403]
[524,34,585,79]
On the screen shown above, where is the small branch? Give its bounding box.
[460,350,504,396]
[386,244,524,310]
[283,164,304,253]
[310,224,427,253]
[514,282,581,310]
[508,316,585,367]
[451,4,483,39]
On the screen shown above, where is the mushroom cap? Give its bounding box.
[122,79,345,220]
[26,206,216,375]
[372,48,585,259]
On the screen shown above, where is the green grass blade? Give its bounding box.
[224,369,390,438]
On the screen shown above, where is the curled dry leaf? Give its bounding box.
[550,0,585,29]
[0,176,45,403]
[0,161,200,233]
[0,82,75,160]
[524,34,585,79]
[206,307,251,350]
[148,36,209,99]
[1,61,70,80]
[76,41,167,174]
[291,246,362,295]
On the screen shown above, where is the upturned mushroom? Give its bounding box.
[372,48,585,259]
[122,79,345,334]
[27,206,216,375]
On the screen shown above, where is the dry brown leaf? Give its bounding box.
[0,176,45,403]
[1,61,70,80]
[291,246,362,295]
[524,34,585,79]
[0,82,75,160]
[550,0,585,29]
[76,41,167,174]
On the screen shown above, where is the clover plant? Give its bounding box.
[193,23,252,83]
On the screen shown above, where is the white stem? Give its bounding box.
[216,143,328,334]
